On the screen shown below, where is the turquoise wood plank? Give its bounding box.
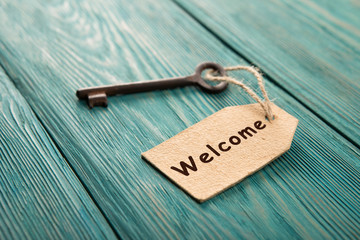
[0,0,359,239]
[173,0,360,145]
[0,69,116,239]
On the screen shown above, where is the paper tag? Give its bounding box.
[142,103,298,202]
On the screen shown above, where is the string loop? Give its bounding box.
[205,65,274,121]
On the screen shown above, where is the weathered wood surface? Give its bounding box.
[0,0,359,239]
[0,69,116,239]
[174,0,360,145]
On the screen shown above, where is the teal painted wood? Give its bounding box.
[0,69,116,239]
[174,0,360,145]
[0,0,360,239]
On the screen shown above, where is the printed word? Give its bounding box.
[170,120,266,176]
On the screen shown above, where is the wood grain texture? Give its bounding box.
[0,69,116,239]
[174,0,360,145]
[0,0,359,239]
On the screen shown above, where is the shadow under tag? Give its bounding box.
[142,103,298,202]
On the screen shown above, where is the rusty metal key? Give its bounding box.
[76,62,228,108]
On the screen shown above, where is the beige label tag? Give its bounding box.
[142,103,298,202]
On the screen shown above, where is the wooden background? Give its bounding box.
[0,0,359,239]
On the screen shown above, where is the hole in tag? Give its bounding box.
[265,115,276,122]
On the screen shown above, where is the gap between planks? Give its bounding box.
[0,63,122,240]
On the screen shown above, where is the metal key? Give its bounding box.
[76,62,228,108]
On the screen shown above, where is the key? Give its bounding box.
[76,62,228,108]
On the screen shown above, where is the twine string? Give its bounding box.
[205,65,274,121]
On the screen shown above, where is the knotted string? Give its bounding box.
[205,65,274,121]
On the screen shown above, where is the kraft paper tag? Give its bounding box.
[142,103,298,202]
